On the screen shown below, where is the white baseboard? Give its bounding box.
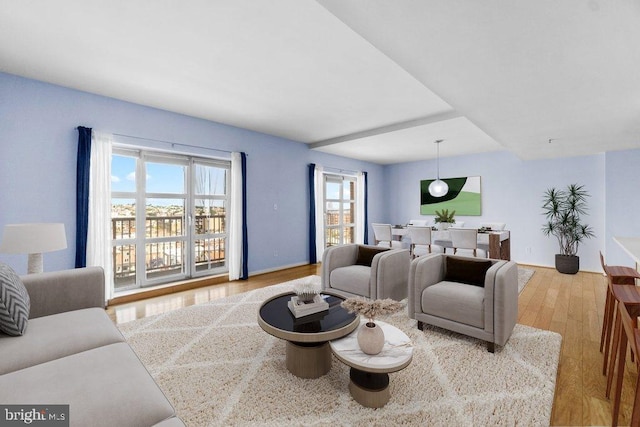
[248,261,312,277]
[516,261,600,274]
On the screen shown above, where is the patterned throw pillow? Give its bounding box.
[0,263,30,336]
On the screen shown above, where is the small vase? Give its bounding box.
[357,321,385,355]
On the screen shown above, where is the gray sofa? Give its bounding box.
[0,266,184,427]
[321,244,410,301]
[408,253,518,352]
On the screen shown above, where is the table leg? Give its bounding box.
[502,236,511,261]
[489,233,511,261]
[285,341,331,379]
[489,234,499,259]
[348,368,391,408]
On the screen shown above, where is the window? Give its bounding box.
[323,174,356,247]
[111,148,230,292]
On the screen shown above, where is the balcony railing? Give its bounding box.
[112,214,225,288]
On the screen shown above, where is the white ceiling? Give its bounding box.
[1,1,639,164]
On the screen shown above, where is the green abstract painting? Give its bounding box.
[420,176,482,215]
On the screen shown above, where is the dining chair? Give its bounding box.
[604,279,640,397]
[371,223,402,249]
[599,251,640,359]
[407,226,432,259]
[449,228,486,258]
[610,301,640,426]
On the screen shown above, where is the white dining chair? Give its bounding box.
[371,223,403,248]
[450,228,487,258]
[408,226,432,258]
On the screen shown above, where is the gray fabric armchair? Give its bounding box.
[321,244,410,301]
[408,253,518,352]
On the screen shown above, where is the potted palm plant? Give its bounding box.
[542,184,595,274]
[434,209,456,230]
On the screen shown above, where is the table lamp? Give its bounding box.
[0,223,67,274]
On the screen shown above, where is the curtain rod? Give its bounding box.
[112,133,241,156]
[76,127,243,156]
[323,166,362,175]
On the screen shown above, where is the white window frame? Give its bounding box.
[111,147,230,291]
[323,173,357,248]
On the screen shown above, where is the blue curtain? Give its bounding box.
[240,152,248,280]
[308,163,317,263]
[75,126,92,268]
[363,171,369,244]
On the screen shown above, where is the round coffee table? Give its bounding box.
[257,291,359,379]
[330,320,413,408]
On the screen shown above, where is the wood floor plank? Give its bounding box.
[554,354,583,426]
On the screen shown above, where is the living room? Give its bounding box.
[1,2,639,426]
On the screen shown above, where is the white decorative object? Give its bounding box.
[288,294,329,318]
[0,223,67,274]
[293,280,320,303]
[357,321,385,355]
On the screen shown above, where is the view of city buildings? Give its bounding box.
[112,202,226,289]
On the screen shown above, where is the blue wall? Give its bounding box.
[385,150,608,272]
[1,71,637,275]
[605,149,640,268]
[0,72,384,275]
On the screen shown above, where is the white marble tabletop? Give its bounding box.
[392,226,509,244]
[432,229,510,244]
[330,319,413,374]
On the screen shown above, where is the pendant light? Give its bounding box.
[428,139,449,197]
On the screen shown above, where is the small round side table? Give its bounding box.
[330,319,413,408]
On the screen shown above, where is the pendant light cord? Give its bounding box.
[436,140,440,179]
[435,139,443,179]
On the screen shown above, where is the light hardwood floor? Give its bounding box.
[107,263,638,426]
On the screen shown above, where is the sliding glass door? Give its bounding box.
[111,149,230,292]
[323,174,356,247]
[192,162,228,276]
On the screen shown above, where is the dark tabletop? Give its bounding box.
[259,292,357,334]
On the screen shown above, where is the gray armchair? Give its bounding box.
[321,244,410,301]
[408,253,518,352]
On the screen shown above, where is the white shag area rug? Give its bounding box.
[119,275,560,427]
[518,267,534,294]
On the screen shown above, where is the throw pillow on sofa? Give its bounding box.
[444,257,493,287]
[0,262,30,336]
[355,246,389,267]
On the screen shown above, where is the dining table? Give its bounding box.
[391,226,511,261]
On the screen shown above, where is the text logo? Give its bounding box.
[0,405,68,427]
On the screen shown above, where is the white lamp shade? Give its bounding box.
[0,223,67,254]
[428,179,449,197]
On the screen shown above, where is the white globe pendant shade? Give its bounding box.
[429,139,449,197]
[428,179,449,197]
